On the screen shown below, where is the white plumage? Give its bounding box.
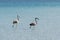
[29,17,39,29]
[12,15,20,27]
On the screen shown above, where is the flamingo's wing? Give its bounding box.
[30,23,35,26]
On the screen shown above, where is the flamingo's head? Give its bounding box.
[35,17,39,24]
[35,17,39,20]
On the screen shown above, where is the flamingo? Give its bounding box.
[29,17,39,29]
[12,14,20,28]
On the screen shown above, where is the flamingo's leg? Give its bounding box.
[29,26,31,29]
[12,24,14,28]
[15,23,18,29]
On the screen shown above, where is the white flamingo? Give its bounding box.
[12,14,20,28]
[29,17,39,29]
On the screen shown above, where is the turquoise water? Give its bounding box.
[0,2,60,7]
[0,2,60,40]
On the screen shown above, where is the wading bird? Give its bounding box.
[12,14,20,28]
[29,17,39,29]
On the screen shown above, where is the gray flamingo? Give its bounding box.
[29,17,39,29]
[12,14,20,27]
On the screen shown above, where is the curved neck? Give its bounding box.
[17,15,19,21]
[17,18,19,21]
[35,19,38,24]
